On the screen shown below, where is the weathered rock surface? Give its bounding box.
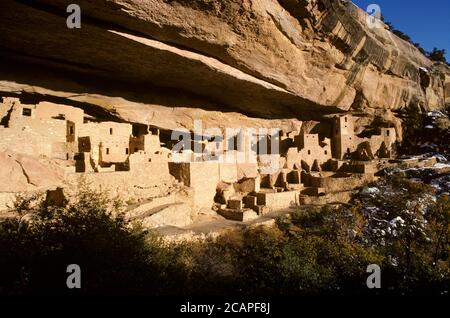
[0,0,448,130]
[141,202,195,228]
[0,151,64,192]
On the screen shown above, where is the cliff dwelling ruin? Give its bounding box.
[0,96,420,225]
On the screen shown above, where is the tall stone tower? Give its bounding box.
[333,115,356,159]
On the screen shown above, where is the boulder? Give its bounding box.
[215,182,236,204]
[0,151,63,192]
[0,152,29,192]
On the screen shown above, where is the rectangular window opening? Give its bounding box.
[22,108,32,117]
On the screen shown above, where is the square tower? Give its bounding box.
[333,115,356,159]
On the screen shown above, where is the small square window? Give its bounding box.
[22,108,32,117]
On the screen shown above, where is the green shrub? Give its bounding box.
[1,178,448,295]
[0,183,163,295]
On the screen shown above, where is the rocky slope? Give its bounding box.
[0,0,449,131]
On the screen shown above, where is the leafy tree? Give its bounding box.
[398,103,425,154]
[428,195,450,269]
[428,48,447,63]
[0,183,163,295]
[1,178,449,295]
[360,176,435,266]
[414,43,427,55]
[356,176,450,294]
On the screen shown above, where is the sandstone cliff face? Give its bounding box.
[0,0,448,131]
[0,151,64,192]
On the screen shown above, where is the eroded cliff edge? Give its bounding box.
[0,0,449,132]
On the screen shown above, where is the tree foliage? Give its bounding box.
[0,183,161,295]
[428,48,447,63]
[0,177,449,295]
